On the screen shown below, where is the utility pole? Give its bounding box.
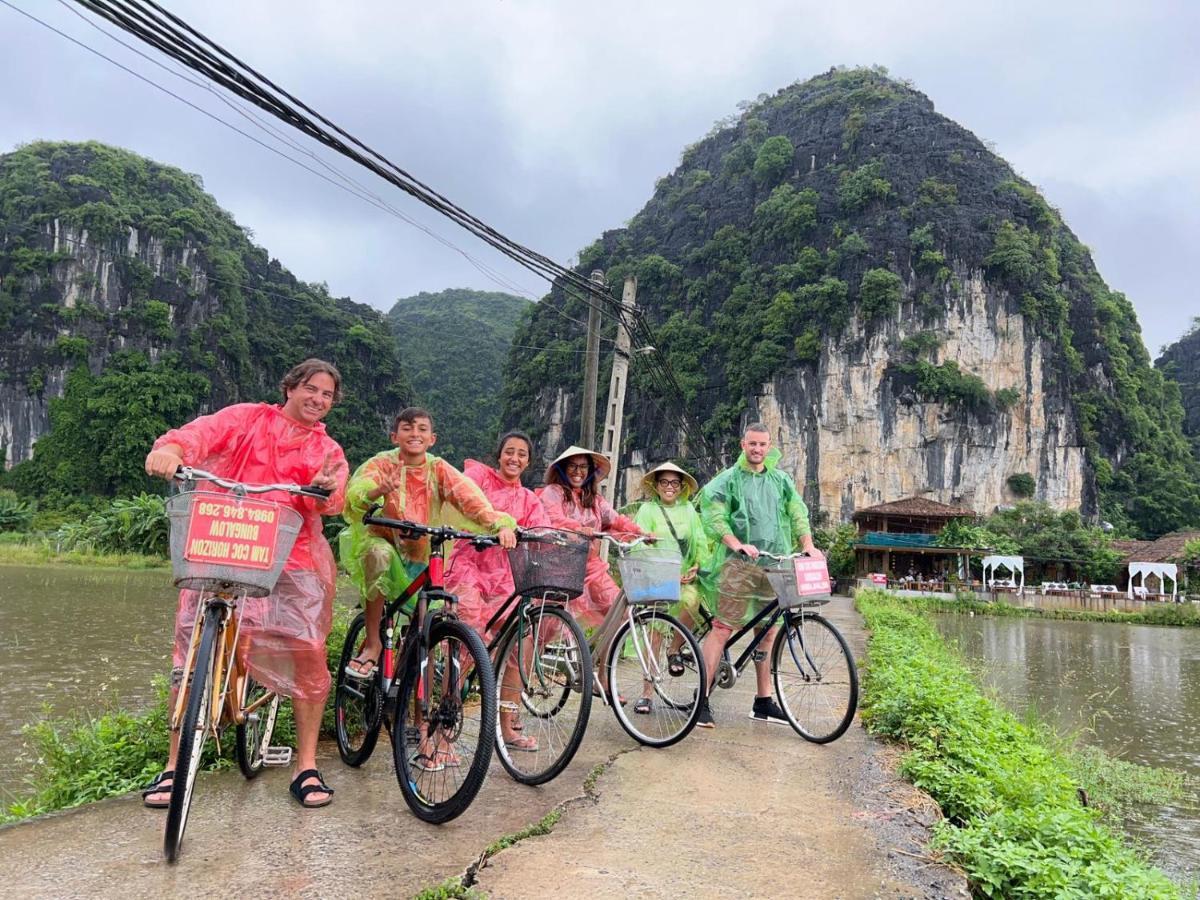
[579,269,605,448]
[601,276,637,505]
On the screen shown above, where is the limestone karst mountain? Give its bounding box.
[501,67,1199,538]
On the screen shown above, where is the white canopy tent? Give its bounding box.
[982,555,1025,593]
[1127,562,1178,600]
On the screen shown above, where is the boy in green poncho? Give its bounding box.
[695,422,822,728]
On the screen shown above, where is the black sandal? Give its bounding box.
[141,769,174,809]
[289,769,334,809]
[667,653,685,677]
[634,697,653,715]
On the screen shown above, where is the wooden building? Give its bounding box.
[852,496,976,581]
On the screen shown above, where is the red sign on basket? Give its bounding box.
[184,497,281,570]
[793,557,832,596]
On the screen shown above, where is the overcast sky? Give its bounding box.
[2,1,1197,354]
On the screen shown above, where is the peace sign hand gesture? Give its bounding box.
[310,452,341,495]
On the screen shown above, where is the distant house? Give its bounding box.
[852,496,976,580]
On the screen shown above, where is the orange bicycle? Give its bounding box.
[161,466,331,861]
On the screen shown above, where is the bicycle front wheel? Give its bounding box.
[608,608,706,748]
[334,612,384,767]
[494,603,593,786]
[164,604,220,862]
[393,619,497,823]
[772,611,859,743]
[235,675,279,779]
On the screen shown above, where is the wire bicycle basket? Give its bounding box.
[765,558,832,610]
[617,546,683,605]
[166,490,302,596]
[507,528,590,596]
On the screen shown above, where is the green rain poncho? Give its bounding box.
[632,495,715,616]
[700,447,811,586]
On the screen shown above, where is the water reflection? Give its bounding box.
[937,614,1200,879]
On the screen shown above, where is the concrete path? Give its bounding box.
[0,598,967,899]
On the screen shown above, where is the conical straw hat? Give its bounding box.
[640,461,699,498]
[545,444,611,484]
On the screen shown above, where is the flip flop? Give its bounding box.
[667,653,686,677]
[504,734,539,753]
[634,697,653,715]
[344,656,378,681]
[411,753,444,773]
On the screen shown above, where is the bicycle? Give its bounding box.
[331,506,498,823]
[161,466,332,862]
[690,550,859,743]
[480,527,595,786]
[589,535,708,748]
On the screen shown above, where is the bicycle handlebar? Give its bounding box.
[175,466,332,499]
[737,548,814,562]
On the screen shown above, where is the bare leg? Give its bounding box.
[754,626,778,697]
[291,697,331,803]
[701,621,732,691]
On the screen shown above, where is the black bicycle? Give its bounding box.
[480,527,594,786]
[692,551,858,743]
[332,508,498,824]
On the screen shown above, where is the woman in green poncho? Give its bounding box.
[630,462,712,716]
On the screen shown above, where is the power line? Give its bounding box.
[60,0,721,468]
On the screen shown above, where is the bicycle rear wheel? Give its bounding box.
[334,612,384,767]
[494,603,592,786]
[164,604,220,862]
[235,675,279,779]
[772,611,859,743]
[608,608,705,748]
[393,618,497,823]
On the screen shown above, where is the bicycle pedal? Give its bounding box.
[262,746,293,767]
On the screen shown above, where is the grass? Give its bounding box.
[1,604,354,824]
[0,539,168,569]
[857,588,1187,898]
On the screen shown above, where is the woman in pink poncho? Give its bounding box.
[447,431,550,751]
[142,359,348,810]
[536,445,647,629]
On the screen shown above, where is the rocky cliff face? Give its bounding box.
[0,141,411,479]
[504,68,1198,536]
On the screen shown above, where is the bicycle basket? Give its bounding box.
[166,490,303,596]
[507,529,590,596]
[617,546,683,605]
[765,558,831,609]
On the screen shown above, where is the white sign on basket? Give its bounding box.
[794,557,831,596]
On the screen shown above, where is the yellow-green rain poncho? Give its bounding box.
[631,465,715,618]
[339,450,516,604]
[699,447,811,598]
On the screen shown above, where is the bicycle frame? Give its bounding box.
[698,600,824,684]
[169,591,269,746]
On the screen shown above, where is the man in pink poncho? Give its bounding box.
[142,359,348,810]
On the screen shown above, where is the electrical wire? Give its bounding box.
[12,0,723,469]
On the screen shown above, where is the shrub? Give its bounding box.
[859,268,903,320]
[837,160,891,212]
[752,135,794,187]
[1007,472,1036,498]
[994,387,1021,410]
[0,488,35,532]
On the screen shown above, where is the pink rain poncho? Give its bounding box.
[536,483,645,627]
[445,460,551,639]
[154,402,348,702]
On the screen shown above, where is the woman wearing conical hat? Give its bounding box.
[630,461,713,715]
[536,445,649,630]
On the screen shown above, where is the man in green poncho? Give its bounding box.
[695,422,822,728]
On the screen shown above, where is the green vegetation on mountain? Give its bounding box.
[0,141,412,509]
[387,288,530,462]
[501,67,1200,538]
[1156,317,1200,462]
